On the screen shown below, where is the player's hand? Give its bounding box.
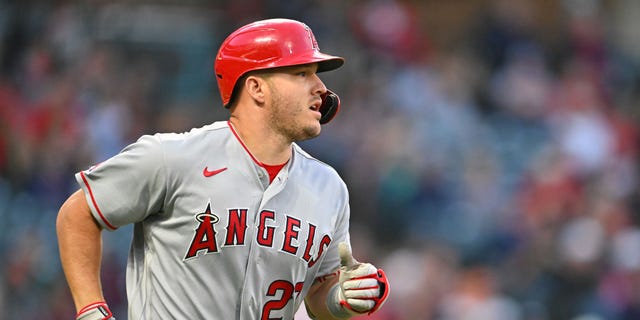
[328,242,390,318]
[76,301,115,320]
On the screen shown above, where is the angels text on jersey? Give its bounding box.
[184,202,332,268]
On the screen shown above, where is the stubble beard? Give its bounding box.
[268,89,321,143]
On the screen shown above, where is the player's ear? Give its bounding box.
[244,75,268,106]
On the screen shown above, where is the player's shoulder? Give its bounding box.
[292,144,332,169]
[130,121,230,160]
[139,121,229,151]
[292,144,346,188]
[153,121,230,142]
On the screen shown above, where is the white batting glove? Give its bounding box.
[327,243,390,318]
[76,301,115,320]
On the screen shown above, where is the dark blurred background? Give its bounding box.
[2,0,640,319]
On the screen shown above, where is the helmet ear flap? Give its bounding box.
[319,90,340,124]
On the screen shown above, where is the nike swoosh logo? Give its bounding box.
[203,167,227,177]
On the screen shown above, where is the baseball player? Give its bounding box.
[56,18,389,319]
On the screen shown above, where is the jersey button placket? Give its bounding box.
[257,168,269,189]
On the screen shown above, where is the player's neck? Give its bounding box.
[228,117,292,165]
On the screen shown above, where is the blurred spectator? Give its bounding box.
[439,265,523,320]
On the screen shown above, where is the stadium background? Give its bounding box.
[1,0,640,319]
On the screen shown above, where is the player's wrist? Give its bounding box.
[76,301,114,320]
[326,283,354,319]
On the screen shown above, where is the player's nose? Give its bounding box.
[311,73,328,96]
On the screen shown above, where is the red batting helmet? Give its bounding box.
[214,18,344,114]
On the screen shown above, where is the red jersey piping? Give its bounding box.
[80,171,117,230]
[227,121,288,182]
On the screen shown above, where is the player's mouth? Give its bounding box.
[309,101,322,118]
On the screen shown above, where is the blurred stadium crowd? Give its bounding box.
[1,0,640,319]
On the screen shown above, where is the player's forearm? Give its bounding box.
[304,274,345,320]
[56,189,106,312]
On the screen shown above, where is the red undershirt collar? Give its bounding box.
[228,121,289,183]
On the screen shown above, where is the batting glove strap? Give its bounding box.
[366,268,390,314]
[76,301,115,320]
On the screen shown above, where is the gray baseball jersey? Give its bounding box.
[75,121,351,319]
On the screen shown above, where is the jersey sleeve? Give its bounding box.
[75,134,167,230]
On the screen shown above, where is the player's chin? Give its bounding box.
[299,122,322,141]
